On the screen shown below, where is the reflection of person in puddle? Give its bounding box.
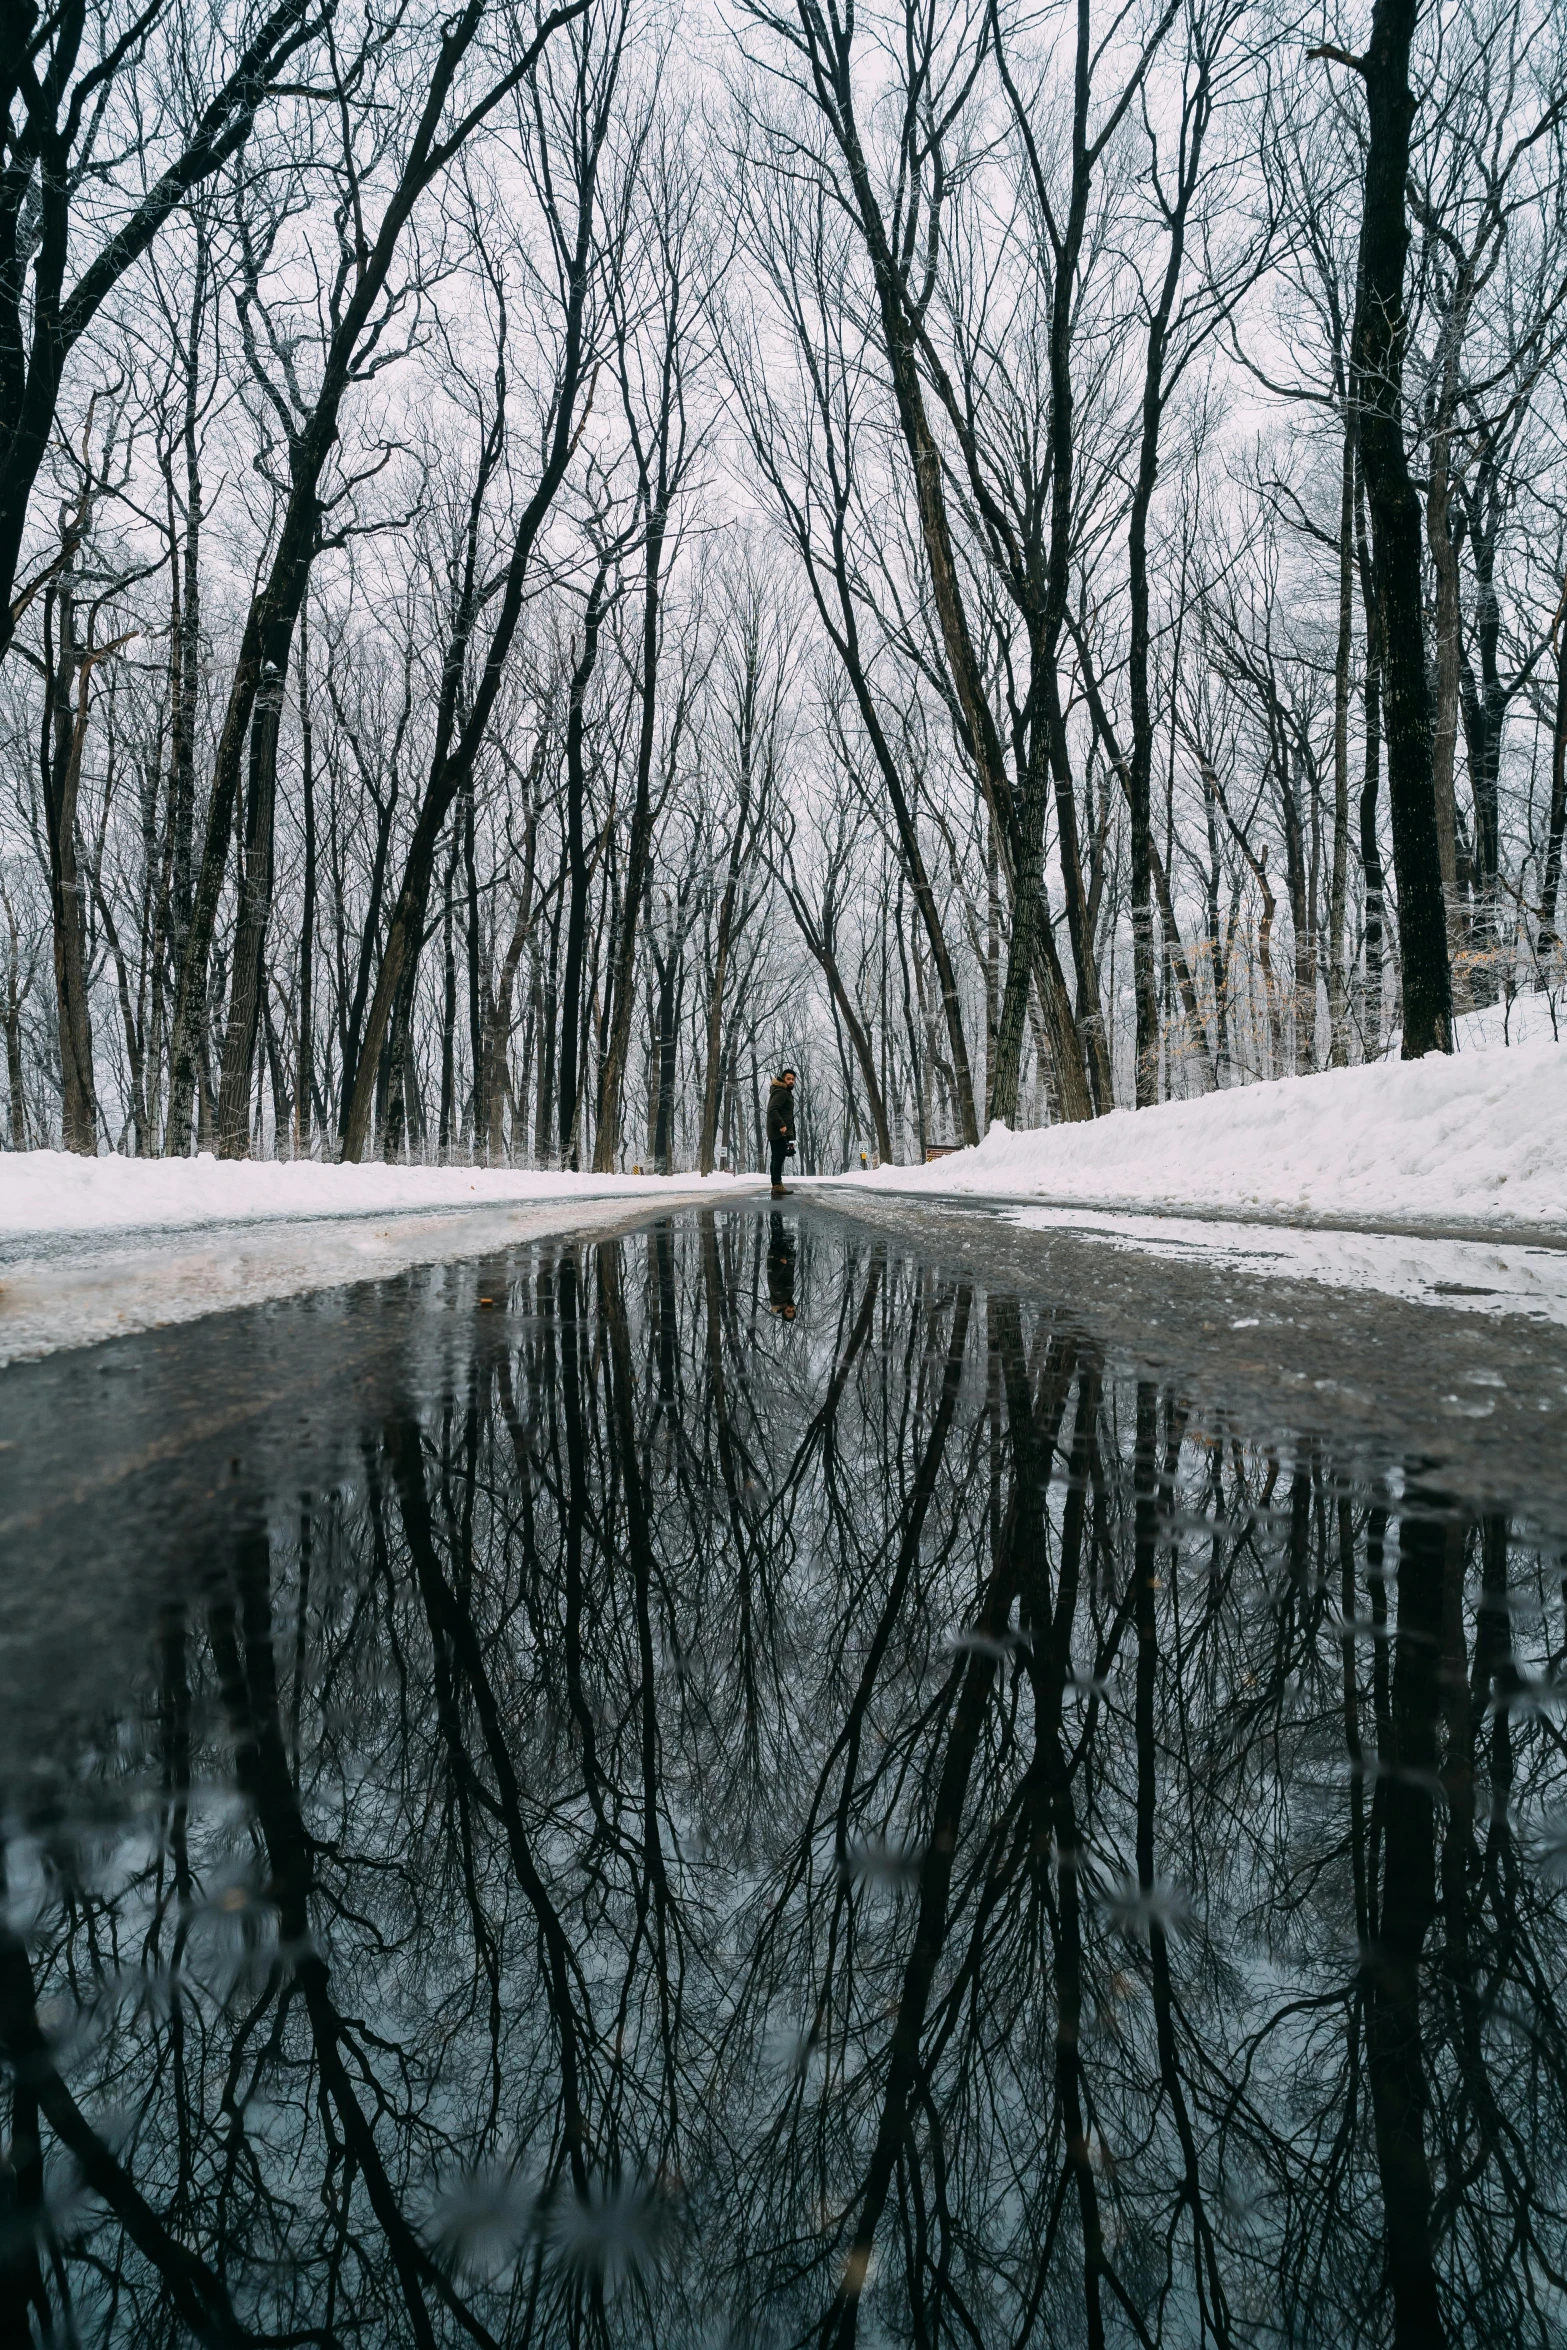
[766,1212,797,1321]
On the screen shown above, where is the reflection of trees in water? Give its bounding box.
[2,1213,1566,2347]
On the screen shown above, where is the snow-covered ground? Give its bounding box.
[833,1031,1567,1236]
[0,1162,761,1364]
[0,1151,759,1240]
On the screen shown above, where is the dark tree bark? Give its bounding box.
[334,717,404,1142]
[698,613,771,1173]
[214,654,284,1154]
[559,568,609,1169]
[438,821,461,1153]
[1,888,31,1148]
[1356,454,1388,1047]
[648,909,687,1174]
[593,514,665,1171]
[1456,449,1507,978]
[1539,568,1567,953]
[39,565,102,1152]
[989,0,1180,1121]
[1327,0,1453,1056]
[1329,410,1355,1063]
[483,745,544,1161]
[535,888,563,1164]
[463,784,482,1152]
[295,604,317,1152]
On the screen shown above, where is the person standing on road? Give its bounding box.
[766,1069,796,1196]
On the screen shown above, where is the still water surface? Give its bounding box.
[1,1205,1565,2348]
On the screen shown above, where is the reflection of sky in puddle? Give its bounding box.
[0,1211,1563,2347]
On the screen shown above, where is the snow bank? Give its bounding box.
[0,1152,758,1240]
[0,1164,766,1365]
[840,1033,1567,1233]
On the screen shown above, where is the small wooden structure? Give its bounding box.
[924,1143,961,1161]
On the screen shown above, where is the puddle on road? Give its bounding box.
[1,1206,1565,2347]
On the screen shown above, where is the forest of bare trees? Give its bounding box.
[3,0,1565,1170]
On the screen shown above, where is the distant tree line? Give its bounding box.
[2,0,1564,1167]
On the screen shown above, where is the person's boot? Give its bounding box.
[771,1182,787,1198]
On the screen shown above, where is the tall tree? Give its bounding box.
[1317,0,1454,1055]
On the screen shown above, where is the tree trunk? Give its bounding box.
[3,899,29,1147]
[215,662,285,1156]
[169,211,208,995]
[558,573,608,1170]
[463,786,482,1155]
[1343,0,1453,1057]
[1329,414,1354,1064]
[438,823,461,1154]
[295,607,316,1154]
[1539,570,1567,955]
[1279,744,1317,1075]
[1149,837,1215,1091]
[1125,57,1212,1106]
[992,798,1091,1128]
[1424,422,1463,920]
[535,898,562,1165]
[484,787,540,1162]
[1355,456,1388,1052]
[595,517,665,1171]
[699,805,750,1175]
[1457,464,1506,992]
[41,575,100,1154]
[649,931,685,1175]
[167,463,317,1155]
[336,776,399,1144]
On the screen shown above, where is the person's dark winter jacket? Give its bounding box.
[765,1081,795,1146]
[766,1077,795,1187]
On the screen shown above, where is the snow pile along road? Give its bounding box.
[0,1151,754,1240]
[0,1159,763,1364]
[842,1033,1567,1234]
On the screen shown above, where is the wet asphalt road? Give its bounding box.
[801,1193,1567,1525]
[2,1191,1564,1792]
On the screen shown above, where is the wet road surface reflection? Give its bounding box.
[1,1206,1565,2347]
